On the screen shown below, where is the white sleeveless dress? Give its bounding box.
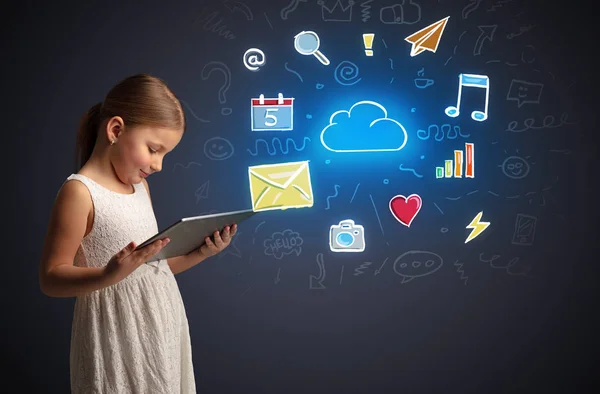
[65,174,196,394]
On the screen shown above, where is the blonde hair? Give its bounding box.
[75,73,185,171]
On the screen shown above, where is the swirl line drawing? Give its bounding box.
[325,185,340,210]
[180,100,210,123]
[247,137,311,156]
[281,0,307,20]
[417,124,470,141]
[462,0,483,19]
[445,190,479,200]
[284,62,304,82]
[334,60,361,86]
[173,161,202,171]
[398,164,423,178]
[254,221,265,233]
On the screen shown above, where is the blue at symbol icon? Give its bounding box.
[329,219,366,253]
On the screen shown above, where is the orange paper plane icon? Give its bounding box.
[404,16,450,57]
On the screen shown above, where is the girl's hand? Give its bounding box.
[103,238,170,283]
[196,224,237,258]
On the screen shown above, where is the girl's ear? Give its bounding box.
[105,116,125,141]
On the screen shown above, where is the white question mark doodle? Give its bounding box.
[201,61,232,115]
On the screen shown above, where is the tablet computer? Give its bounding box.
[137,209,257,262]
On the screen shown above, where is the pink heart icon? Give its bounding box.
[389,194,422,227]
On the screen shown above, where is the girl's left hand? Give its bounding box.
[196,224,238,258]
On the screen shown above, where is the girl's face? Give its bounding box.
[110,123,183,185]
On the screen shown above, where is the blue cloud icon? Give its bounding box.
[320,101,408,153]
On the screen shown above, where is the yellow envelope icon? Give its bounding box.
[248,160,314,212]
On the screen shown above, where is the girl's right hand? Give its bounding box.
[103,238,170,283]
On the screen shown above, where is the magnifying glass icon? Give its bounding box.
[294,31,330,66]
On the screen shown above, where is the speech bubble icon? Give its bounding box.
[393,250,443,283]
[263,229,304,259]
[506,79,544,108]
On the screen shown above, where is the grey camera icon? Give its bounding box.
[329,219,366,252]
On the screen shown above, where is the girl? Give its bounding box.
[39,73,237,393]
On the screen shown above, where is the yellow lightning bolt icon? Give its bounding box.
[465,211,490,243]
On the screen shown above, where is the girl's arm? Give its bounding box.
[167,251,207,275]
[39,181,118,297]
[140,179,208,275]
[168,226,236,274]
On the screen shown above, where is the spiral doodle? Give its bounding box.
[334,60,362,86]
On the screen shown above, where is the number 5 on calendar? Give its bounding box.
[251,93,294,131]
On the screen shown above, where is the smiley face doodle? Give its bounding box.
[500,155,530,179]
[204,137,235,161]
[393,250,443,283]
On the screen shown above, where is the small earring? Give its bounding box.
[110,140,115,145]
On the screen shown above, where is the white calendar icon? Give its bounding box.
[250,93,294,131]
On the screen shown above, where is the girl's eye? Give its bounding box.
[148,147,157,154]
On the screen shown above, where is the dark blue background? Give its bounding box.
[4,0,598,392]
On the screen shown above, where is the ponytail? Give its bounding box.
[75,102,103,172]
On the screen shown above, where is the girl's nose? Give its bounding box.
[151,161,162,173]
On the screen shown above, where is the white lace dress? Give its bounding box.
[66,174,196,394]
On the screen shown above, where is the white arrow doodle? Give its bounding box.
[309,253,326,289]
[473,25,497,56]
[374,257,389,275]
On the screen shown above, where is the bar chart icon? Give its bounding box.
[436,142,474,178]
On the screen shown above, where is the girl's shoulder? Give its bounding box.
[42,176,94,271]
[56,175,93,212]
